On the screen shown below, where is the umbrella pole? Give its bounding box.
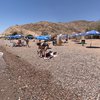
[90,39,92,47]
[90,35,93,47]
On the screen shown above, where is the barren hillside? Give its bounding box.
[3,20,100,36]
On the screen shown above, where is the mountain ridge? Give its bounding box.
[3,20,100,36]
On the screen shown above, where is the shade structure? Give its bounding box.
[35,35,51,40]
[6,34,23,39]
[85,30,100,36]
[70,34,79,38]
[85,30,100,47]
[79,32,86,36]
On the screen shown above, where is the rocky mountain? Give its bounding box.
[3,20,100,36]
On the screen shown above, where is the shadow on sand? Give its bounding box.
[86,46,100,48]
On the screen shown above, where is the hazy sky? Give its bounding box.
[0,0,100,33]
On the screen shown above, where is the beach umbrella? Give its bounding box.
[85,30,100,36]
[71,34,78,38]
[13,34,23,39]
[35,35,51,41]
[79,32,86,36]
[6,34,23,39]
[85,30,100,47]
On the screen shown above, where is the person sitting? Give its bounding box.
[17,39,22,46]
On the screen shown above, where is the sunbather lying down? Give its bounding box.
[44,51,57,59]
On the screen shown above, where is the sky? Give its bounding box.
[0,0,100,33]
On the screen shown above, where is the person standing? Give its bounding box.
[25,38,30,47]
[41,41,49,59]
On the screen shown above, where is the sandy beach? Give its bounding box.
[0,39,100,100]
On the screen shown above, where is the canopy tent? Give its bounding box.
[35,35,51,41]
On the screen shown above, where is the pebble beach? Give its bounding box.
[0,39,100,100]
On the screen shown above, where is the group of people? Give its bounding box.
[12,38,30,47]
[36,40,57,59]
[37,40,49,59]
[11,37,57,59]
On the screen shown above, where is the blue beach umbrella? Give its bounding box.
[79,32,86,36]
[85,30,100,47]
[85,30,100,36]
[70,34,78,38]
[35,35,51,41]
[6,34,23,39]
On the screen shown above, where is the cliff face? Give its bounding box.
[3,20,100,36]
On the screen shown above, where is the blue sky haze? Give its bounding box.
[0,0,100,33]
